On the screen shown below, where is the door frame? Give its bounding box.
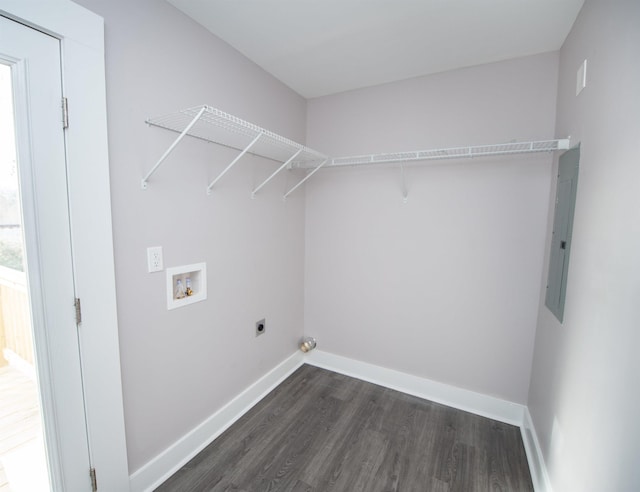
[0,1,130,490]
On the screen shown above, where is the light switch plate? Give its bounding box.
[147,246,163,273]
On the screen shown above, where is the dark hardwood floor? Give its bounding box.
[156,365,533,492]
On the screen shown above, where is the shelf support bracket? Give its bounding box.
[400,165,408,203]
[207,133,262,195]
[283,158,328,200]
[252,148,303,199]
[141,106,206,190]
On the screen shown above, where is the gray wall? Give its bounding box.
[73,0,307,473]
[304,53,559,404]
[70,2,640,487]
[528,1,640,490]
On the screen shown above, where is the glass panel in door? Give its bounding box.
[0,62,50,492]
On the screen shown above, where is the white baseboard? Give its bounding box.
[129,348,551,492]
[304,350,525,426]
[129,351,305,492]
[522,407,553,492]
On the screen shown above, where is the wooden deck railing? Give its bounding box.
[0,265,33,366]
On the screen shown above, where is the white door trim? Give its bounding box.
[0,1,130,490]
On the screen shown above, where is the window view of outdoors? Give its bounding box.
[0,64,23,272]
[1,63,50,492]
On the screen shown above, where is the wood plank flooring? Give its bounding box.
[156,365,533,492]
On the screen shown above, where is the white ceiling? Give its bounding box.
[167,0,584,99]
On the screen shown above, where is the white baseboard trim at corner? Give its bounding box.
[129,349,538,492]
[521,407,553,492]
[304,350,525,427]
[129,351,305,492]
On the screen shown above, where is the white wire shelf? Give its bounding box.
[143,105,327,196]
[293,139,571,169]
[143,105,570,198]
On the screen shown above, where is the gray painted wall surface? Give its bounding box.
[73,0,307,473]
[528,1,640,490]
[67,2,640,487]
[304,53,559,404]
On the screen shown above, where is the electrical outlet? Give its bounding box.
[147,246,163,273]
[256,318,266,336]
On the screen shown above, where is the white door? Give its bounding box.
[0,15,93,491]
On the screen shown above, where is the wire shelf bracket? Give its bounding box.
[252,149,303,199]
[400,165,408,203]
[283,159,329,201]
[207,132,262,194]
[141,106,206,190]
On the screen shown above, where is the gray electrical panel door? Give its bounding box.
[545,146,580,322]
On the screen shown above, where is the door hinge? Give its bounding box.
[62,97,69,129]
[74,298,82,325]
[89,467,97,492]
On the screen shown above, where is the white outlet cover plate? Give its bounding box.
[147,246,163,273]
